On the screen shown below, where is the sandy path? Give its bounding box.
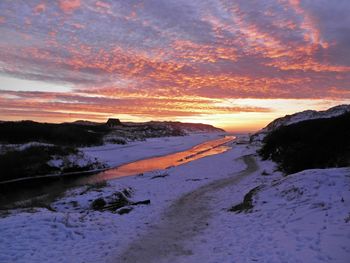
[117,155,258,263]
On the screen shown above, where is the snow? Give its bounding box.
[265,104,350,131]
[0,136,349,263]
[81,132,223,168]
[47,151,104,171]
[190,166,350,263]
[251,168,350,263]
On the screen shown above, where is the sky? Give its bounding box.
[0,0,349,132]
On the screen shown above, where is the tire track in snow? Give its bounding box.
[117,155,258,263]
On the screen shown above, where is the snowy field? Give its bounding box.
[0,135,349,263]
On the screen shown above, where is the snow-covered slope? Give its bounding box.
[251,104,350,143]
[208,166,350,263]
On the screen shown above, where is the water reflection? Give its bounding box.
[1,135,235,207]
[83,135,235,183]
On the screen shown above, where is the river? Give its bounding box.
[0,135,235,208]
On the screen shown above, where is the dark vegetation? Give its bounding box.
[259,113,350,174]
[0,121,110,146]
[0,145,77,182]
[0,119,220,147]
[0,120,186,147]
[229,186,261,213]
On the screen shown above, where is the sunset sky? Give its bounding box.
[0,0,349,132]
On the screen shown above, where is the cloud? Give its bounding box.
[58,0,81,13]
[0,89,271,117]
[0,0,349,123]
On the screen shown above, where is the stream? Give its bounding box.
[0,135,235,208]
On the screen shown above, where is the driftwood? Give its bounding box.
[132,200,151,206]
[100,199,151,212]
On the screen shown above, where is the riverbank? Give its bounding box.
[0,119,225,183]
[0,133,226,208]
[0,138,349,263]
[80,132,225,168]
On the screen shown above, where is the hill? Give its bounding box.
[259,111,350,173]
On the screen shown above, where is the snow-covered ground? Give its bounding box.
[191,166,350,263]
[0,137,349,263]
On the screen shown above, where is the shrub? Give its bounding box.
[0,146,76,181]
[259,113,350,174]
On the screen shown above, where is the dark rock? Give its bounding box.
[91,197,107,210]
[122,188,133,198]
[113,192,130,207]
[117,206,133,215]
[229,186,262,213]
[70,201,79,207]
[102,192,131,211]
[261,170,270,176]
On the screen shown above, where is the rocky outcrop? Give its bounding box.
[106,118,122,127]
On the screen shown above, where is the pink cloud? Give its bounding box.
[58,0,81,13]
[94,1,112,15]
[0,0,350,128]
[71,23,85,29]
[95,1,111,9]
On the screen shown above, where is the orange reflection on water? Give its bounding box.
[94,136,235,181]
